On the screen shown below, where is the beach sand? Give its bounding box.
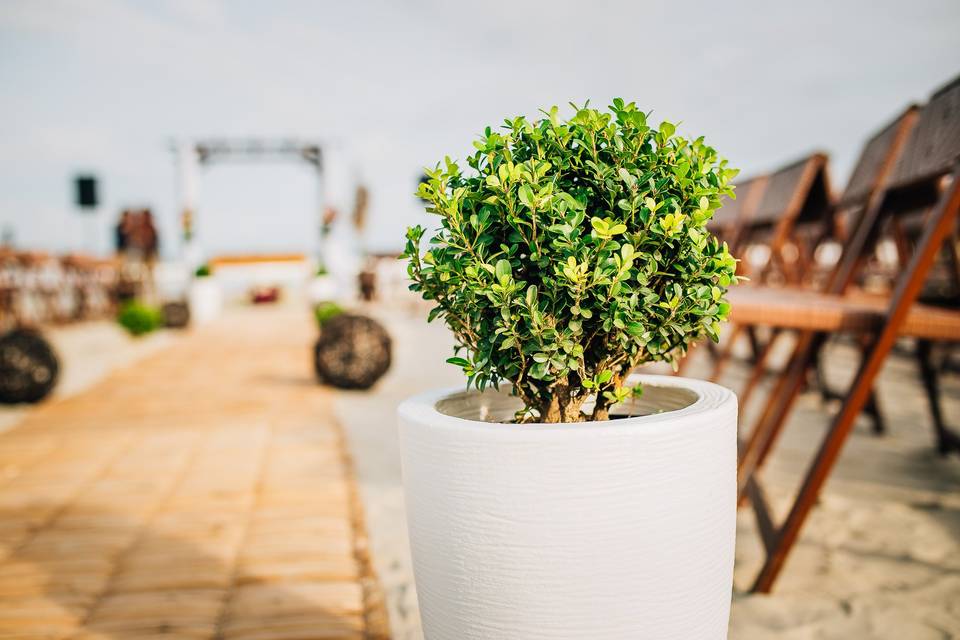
[337,302,960,639]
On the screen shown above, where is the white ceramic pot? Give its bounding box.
[188,278,222,325]
[307,275,340,304]
[398,373,737,640]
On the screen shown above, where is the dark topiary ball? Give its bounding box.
[0,329,60,404]
[161,301,191,329]
[314,314,391,390]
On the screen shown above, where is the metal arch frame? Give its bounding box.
[193,139,323,171]
[172,138,326,260]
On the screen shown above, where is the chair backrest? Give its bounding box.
[831,73,960,295]
[709,175,766,251]
[742,152,832,283]
[816,106,920,288]
[713,153,831,242]
[750,152,832,230]
[837,105,920,221]
[888,75,960,192]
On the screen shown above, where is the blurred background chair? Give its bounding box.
[714,108,921,426]
[727,74,960,593]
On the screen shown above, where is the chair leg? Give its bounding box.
[709,324,743,382]
[737,332,822,498]
[750,334,890,592]
[739,329,782,411]
[814,338,886,435]
[864,391,887,435]
[916,339,960,456]
[746,326,762,363]
[749,169,960,593]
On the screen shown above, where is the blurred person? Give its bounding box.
[114,209,142,303]
[133,209,159,302]
[137,209,159,263]
[114,210,133,256]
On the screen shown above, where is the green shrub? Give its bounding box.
[316,263,329,277]
[195,264,212,278]
[403,99,740,423]
[117,302,163,336]
[314,301,344,328]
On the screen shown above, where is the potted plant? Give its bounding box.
[188,263,221,324]
[398,99,741,639]
[117,301,163,337]
[313,300,345,328]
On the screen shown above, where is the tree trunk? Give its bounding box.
[538,377,586,423]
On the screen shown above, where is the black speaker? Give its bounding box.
[75,176,98,208]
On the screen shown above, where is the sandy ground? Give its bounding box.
[334,304,459,639]
[337,302,960,639]
[0,321,175,435]
[1,307,955,637]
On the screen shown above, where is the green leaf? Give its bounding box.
[526,285,538,308]
[495,259,512,282]
[518,185,535,207]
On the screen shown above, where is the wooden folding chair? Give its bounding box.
[721,106,921,417]
[707,175,767,257]
[738,153,833,285]
[728,75,960,593]
[702,153,833,380]
[878,209,960,454]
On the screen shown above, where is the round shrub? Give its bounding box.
[0,329,60,404]
[194,264,212,278]
[161,301,190,329]
[314,314,391,389]
[117,301,163,336]
[403,99,740,422]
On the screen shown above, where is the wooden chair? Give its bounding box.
[737,153,833,285]
[728,75,960,593]
[718,106,921,418]
[707,174,767,258]
[702,153,834,380]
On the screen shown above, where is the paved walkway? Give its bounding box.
[0,308,388,639]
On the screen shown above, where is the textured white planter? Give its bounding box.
[398,374,737,640]
[188,278,222,325]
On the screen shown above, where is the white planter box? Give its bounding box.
[188,278,222,325]
[307,275,340,304]
[398,373,737,640]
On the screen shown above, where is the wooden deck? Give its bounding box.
[0,308,388,639]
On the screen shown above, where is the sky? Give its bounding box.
[1,0,959,260]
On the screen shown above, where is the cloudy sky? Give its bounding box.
[1,0,958,259]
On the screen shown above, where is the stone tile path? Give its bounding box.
[0,308,388,639]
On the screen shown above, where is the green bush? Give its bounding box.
[316,263,329,277]
[314,301,344,328]
[117,302,163,336]
[403,99,740,423]
[195,264,212,278]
